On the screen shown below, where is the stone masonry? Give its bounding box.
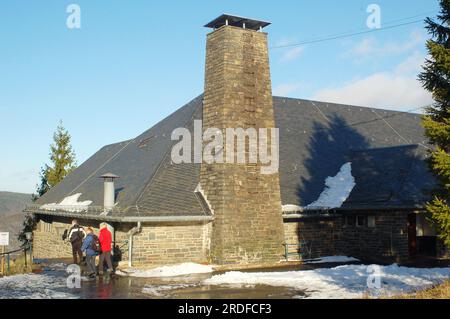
[34,211,437,265]
[33,217,73,259]
[115,222,211,266]
[338,211,410,262]
[201,25,285,265]
[283,217,341,260]
[283,211,411,263]
[33,216,211,267]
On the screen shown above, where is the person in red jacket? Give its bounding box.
[98,222,113,275]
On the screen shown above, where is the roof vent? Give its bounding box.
[100,173,120,211]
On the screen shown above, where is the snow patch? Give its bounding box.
[142,283,200,297]
[117,263,214,278]
[195,183,214,215]
[40,193,93,212]
[306,162,356,209]
[282,204,304,213]
[0,273,77,299]
[203,264,450,299]
[304,256,360,264]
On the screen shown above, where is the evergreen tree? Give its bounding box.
[31,166,50,202]
[18,214,36,247]
[46,121,77,187]
[419,0,450,248]
[31,121,77,200]
[23,121,77,245]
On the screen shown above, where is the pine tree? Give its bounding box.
[18,214,36,247]
[31,166,50,202]
[46,120,77,188]
[23,121,77,245]
[31,121,77,200]
[419,0,450,248]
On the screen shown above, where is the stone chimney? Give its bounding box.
[201,14,285,265]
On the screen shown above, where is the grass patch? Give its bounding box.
[0,253,36,276]
[392,280,450,299]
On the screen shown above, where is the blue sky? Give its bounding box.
[0,0,439,193]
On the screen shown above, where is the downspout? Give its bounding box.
[127,222,142,267]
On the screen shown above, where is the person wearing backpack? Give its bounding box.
[68,219,86,265]
[81,227,100,279]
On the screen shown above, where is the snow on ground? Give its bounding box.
[117,263,214,278]
[203,264,450,299]
[142,283,200,297]
[40,193,92,212]
[2,261,449,299]
[0,273,76,299]
[304,256,360,264]
[306,162,356,209]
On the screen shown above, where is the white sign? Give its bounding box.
[0,232,9,246]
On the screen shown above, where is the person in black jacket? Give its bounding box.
[67,219,86,265]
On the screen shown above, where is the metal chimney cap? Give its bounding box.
[204,14,271,30]
[100,173,120,179]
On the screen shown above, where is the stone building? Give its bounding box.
[26,15,446,267]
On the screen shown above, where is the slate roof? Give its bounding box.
[340,145,435,210]
[31,95,435,220]
[275,97,434,210]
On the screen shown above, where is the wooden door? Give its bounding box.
[407,213,417,256]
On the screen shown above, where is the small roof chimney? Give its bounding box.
[204,14,271,31]
[100,173,120,179]
[100,173,120,211]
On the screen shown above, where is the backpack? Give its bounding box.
[76,228,85,241]
[69,226,85,243]
[90,234,102,253]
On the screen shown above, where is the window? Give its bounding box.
[41,216,53,232]
[368,216,376,228]
[345,215,375,228]
[345,215,356,226]
[357,216,366,227]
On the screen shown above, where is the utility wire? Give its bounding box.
[272,20,424,49]
[271,11,438,49]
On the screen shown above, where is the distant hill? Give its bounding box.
[0,192,33,251]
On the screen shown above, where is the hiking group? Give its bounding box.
[65,219,114,279]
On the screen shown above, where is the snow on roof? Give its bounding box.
[305,162,356,210]
[282,162,356,212]
[40,193,93,213]
[282,204,304,213]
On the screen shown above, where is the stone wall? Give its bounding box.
[33,216,103,259]
[33,215,212,267]
[338,212,409,262]
[283,217,342,260]
[33,216,72,259]
[201,25,285,265]
[115,221,211,266]
[437,240,450,259]
[34,210,433,265]
[283,211,410,262]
